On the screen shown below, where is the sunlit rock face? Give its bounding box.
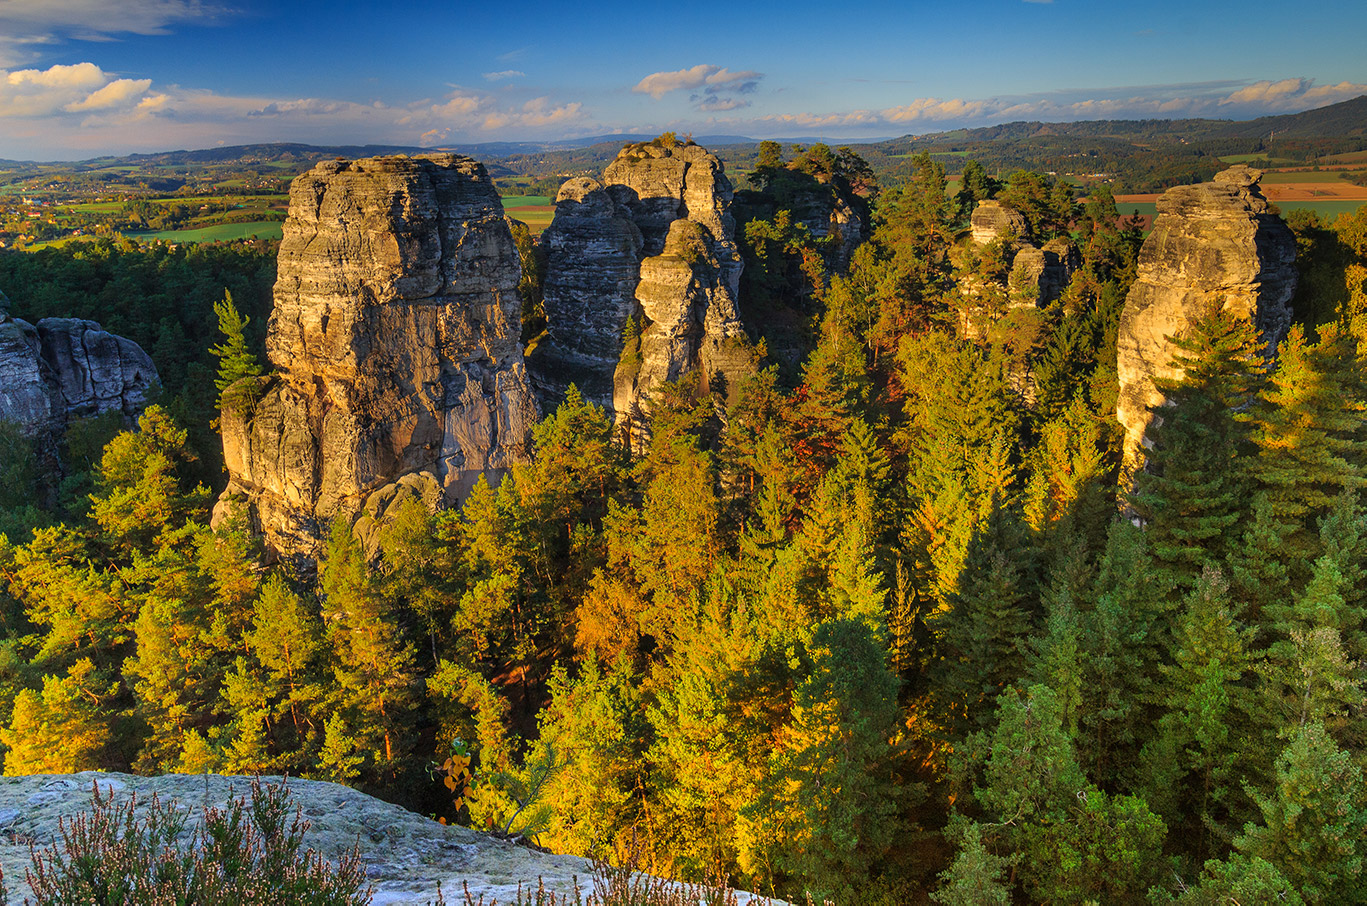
[216,154,537,560]
[1116,165,1296,467]
[971,200,1031,246]
[0,288,158,449]
[528,141,754,433]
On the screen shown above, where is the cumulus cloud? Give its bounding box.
[0,62,156,117]
[634,64,762,100]
[702,77,1367,141]
[483,70,525,82]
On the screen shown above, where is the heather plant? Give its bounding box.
[22,778,369,905]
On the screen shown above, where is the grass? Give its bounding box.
[1115,198,1365,221]
[502,195,552,207]
[126,221,284,242]
[1260,169,1367,184]
[1220,153,1296,165]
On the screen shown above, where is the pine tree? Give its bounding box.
[1249,322,1367,563]
[318,520,416,775]
[209,290,264,416]
[1234,722,1367,904]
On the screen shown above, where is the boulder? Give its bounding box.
[0,288,158,444]
[1116,165,1296,466]
[1009,238,1080,308]
[216,154,538,561]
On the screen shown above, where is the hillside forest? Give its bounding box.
[3,146,1367,905]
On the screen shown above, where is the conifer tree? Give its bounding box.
[209,290,263,416]
[1233,722,1367,904]
[1,659,118,774]
[1130,301,1266,588]
[318,520,416,775]
[1249,322,1367,563]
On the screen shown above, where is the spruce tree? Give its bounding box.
[209,290,264,416]
[1249,323,1367,563]
[1130,301,1266,588]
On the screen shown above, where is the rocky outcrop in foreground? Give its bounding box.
[528,141,754,426]
[0,773,776,905]
[216,154,538,560]
[1116,165,1296,465]
[0,289,158,442]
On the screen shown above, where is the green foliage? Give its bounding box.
[210,289,264,417]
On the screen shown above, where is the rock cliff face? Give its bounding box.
[528,141,753,425]
[1116,165,1296,466]
[1010,238,1080,308]
[971,200,1031,246]
[0,289,158,442]
[217,154,538,560]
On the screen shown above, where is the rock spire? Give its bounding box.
[216,154,538,559]
[528,140,754,427]
[1116,165,1296,466]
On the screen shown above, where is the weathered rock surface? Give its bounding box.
[216,154,538,560]
[0,773,776,905]
[1116,165,1296,466]
[0,288,158,441]
[971,200,1031,246]
[529,177,645,410]
[1009,238,1080,307]
[528,141,753,425]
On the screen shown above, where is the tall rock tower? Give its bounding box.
[1116,165,1297,468]
[216,154,538,559]
[528,140,755,429]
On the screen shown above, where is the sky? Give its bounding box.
[0,0,1365,160]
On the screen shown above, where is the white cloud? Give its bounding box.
[482,70,524,82]
[702,77,1367,140]
[0,62,154,117]
[0,0,226,66]
[65,77,153,111]
[634,64,762,100]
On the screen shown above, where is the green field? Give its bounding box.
[1220,154,1296,165]
[126,222,284,243]
[501,195,552,207]
[1118,198,1366,221]
[1261,169,1367,183]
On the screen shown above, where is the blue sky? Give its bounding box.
[0,0,1364,159]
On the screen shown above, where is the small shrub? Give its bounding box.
[24,778,370,905]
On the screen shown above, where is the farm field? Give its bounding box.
[1113,196,1367,226]
[125,221,284,243]
[503,195,554,235]
[1260,169,1367,184]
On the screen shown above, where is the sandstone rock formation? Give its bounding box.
[528,141,754,425]
[1116,165,1296,466]
[0,288,159,442]
[971,200,1031,246]
[217,154,538,560]
[0,773,778,905]
[1009,237,1080,308]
